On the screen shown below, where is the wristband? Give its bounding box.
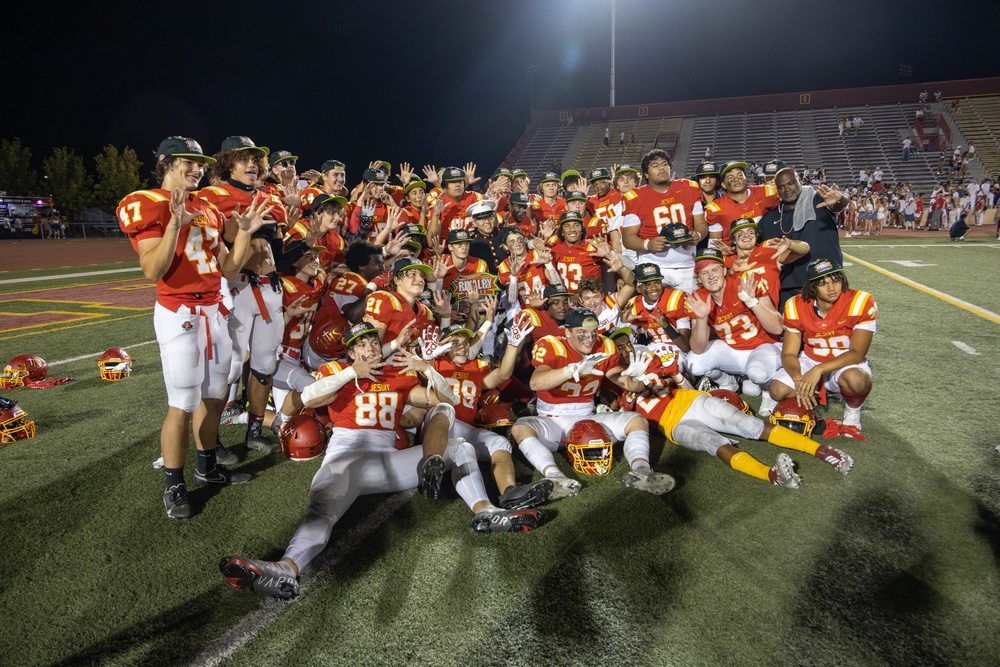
[739,295,759,309]
[477,320,493,336]
[643,239,650,251]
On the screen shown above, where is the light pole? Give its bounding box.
[610,0,616,107]
[525,63,541,115]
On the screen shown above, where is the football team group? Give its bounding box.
[26,134,875,600]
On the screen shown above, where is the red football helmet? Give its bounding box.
[0,397,36,443]
[98,348,133,381]
[1,354,48,389]
[565,419,613,476]
[308,312,350,361]
[710,389,753,415]
[476,403,514,432]
[279,414,327,461]
[769,398,816,438]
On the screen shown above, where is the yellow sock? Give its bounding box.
[767,424,819,455]
[728,451,771,481]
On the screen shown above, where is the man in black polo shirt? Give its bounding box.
[757,168,847,309]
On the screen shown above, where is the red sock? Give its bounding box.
[841,386,871,409]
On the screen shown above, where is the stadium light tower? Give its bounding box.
[610,0,616,107]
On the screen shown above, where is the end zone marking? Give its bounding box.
[952,341,981,355]
[844,253,1000,325]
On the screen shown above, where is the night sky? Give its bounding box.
[5,0,998,182]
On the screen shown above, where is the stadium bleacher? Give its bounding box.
[513,92,995,193]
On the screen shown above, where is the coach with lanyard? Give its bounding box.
[756,167,848,310]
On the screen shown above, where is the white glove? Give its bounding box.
[507,313,535,347]
[566,352,610,382]
[419,326,452,361]
[621,350,656,385]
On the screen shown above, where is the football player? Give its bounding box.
[436,228,491,293]
[219,322,544,600]
[427,166,481,245]
[770,259,876,438]
[685,249,784,412]
[621,262,691,351]
[495,227,560,308]
[693,161,721,208]
[575,251,637,335]
[704,160,779,245]
[549,211,603,292]
[724,218,808,309]
[512,308,676,498]
[198,136,288,456]
[586,167,620,240]
[346,167,394,244]
[530,171,566,228]
[610,337,854,488]
[299,159,349,214]
[620,149,708,292]
[419,315,552,509]
[117,136,273,519]
[363,258,437,356]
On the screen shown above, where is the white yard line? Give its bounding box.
[48,340,157,367]
[952,341,981,355]
[844,243,1000,249]
[193,490,415,667]
[0,267,142,285]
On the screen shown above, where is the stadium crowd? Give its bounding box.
[102,136,884,600]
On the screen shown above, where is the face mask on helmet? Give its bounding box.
[279,414,327,461]
[710,389,753,415]
[99,348,133,381]
[0,397,36,443]
[1,354,48,389]
[564,419,614,476]
[769,398,816,438]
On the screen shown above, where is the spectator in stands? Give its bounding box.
[872,167,884,192]
[704,146,713,159]
[619,131,626,147]
[757,168,847,308]
[852,115,863,135]
[967,142,976,159]
[603,127,610,146]
[902,137,913,161]
[858,167,868,190]
[919,89,928,103]
[844,117,852,136]
[838,119,844,136]
[934,89,942,102]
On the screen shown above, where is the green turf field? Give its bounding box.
[2,238,999,666]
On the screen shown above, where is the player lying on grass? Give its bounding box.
[220,322,543,600]
[769,258,876,439]
[605,329,854,489]
[511,307,677,499]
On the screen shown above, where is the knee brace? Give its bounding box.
[249,367,273,385]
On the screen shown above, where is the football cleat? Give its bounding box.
[758,393,779,418]
[471,507,545,533]
[546,475,582,500]
[193,465,252,487]
[714,372,740,393]
[215,442,241,467]
[219,556,299,600]
[695,376,715,393]
[219,402,244,425]
[163,483,192,519]
[768,453,802,489]
[842,408,862,429]
[622,469,676,495]
[498,479,554,510]
[418,454,447,500]
[815,445,855,475]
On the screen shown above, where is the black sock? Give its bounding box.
[164,467,185,487]
[196,448,217,474]
[246,415,264,440]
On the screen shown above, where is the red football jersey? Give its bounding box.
[315,362,420,431]
[347,201,390,243]
[280,275,325,353]
[298,186,324,212]
[196,184,287,226]
[622,180,704,237]
[623,288,690,343]
[724,244,781,307]
[436,191,483,243]
[117,189,226,310]
[440,255,491,292]
[704,185,778,244]
[433,356,492,425]
[496,250,553,307]
[686,275,779,350]
[550,240,602,292]
[363,291,434,345]
[588,190,622,237]
[520,307,564,342]
[530,335,619,416]
[530,196,566,226]
[783,289,877,363]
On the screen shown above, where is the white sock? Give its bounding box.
[623,430,651,471]
[519,436,561,477]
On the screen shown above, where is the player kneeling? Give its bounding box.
[219,322,542,600]
[768,259,875,439]
[609,334,854,488]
